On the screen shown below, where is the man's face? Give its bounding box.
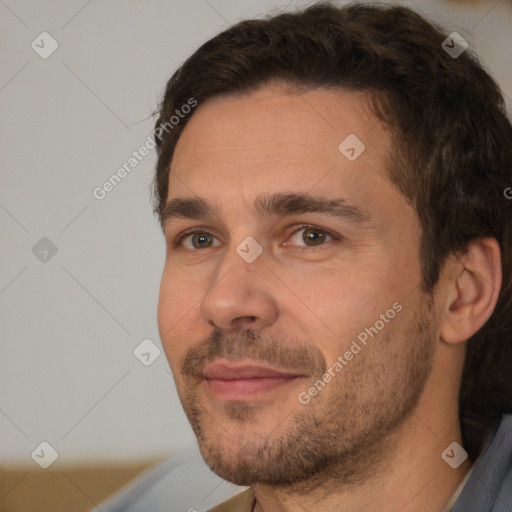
[157,84,437,486]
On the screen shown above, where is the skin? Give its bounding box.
[157,83,501,512]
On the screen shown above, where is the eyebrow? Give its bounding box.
[161,197,213,227]
[161,193,371,228]
[252,193,370,223]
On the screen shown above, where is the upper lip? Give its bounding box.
[203,361,305,380]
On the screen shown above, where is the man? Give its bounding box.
[153,2,512,511]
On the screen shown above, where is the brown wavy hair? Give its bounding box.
[152,2,512,460]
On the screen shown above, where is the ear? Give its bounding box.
[439,238,502,345]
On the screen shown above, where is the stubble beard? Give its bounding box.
[176,301,436,492]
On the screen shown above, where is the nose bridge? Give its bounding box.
[199,239,278,331]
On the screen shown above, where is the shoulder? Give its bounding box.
[452,413,512,512]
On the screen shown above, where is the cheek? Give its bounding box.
[157,268,200,367]
[157,277,179,338]
[295,268,380,326]
[158,263,202,327]
[288,266,405,362]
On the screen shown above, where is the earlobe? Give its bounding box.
[440,238,502,345]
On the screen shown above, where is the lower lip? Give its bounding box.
[205,376,300,400]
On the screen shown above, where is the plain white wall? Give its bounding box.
[1,0,511,466]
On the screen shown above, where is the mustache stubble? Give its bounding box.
[182,327,327,379]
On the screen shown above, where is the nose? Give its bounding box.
[199,246,279,332]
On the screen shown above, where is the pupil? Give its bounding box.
[304,229,324,245]
[193,233,211,248]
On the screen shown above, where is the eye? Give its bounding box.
[286,226,335,247]
[175,230,222,250]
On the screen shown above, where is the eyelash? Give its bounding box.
[172,224,338,249]
[172,228,217,249]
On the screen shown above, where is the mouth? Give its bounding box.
[202,360,306,401]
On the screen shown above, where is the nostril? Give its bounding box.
[232,316,257,329]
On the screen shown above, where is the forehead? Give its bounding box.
[168,84,395,214]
